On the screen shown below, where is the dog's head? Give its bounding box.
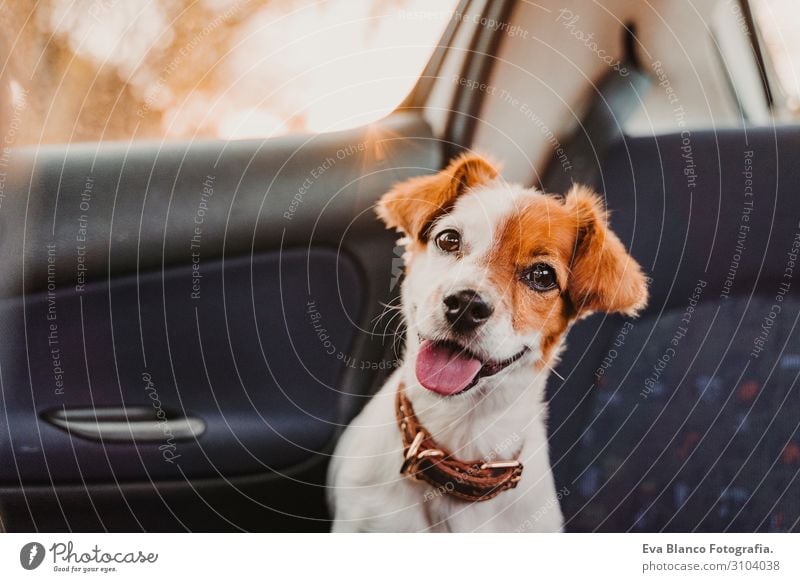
[378,153,648,397]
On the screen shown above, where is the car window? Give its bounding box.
[749,0,800,113]
[0,0,458,146]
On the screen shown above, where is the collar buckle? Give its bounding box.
[400,431,445,476]
[395,383,524,502]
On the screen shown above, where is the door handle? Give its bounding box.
[43,407,205,443]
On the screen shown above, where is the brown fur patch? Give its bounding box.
[563,185,649,316]
[376,153,499,241]
[486,186,648,365]
[488,195,578,364]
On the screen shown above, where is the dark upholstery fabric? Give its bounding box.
[561,297,800,532]
[549,127,800,532]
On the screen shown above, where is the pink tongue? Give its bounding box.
[415,340,483,396]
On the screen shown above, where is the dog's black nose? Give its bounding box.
[443,290,493,332]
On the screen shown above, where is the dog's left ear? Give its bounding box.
[564,185,648,317]
[376,153,499,241]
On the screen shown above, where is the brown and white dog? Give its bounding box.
[328,153,647,532]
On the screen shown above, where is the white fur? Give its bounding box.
[328,183,564,532]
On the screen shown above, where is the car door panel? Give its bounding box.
[0,112,440,531]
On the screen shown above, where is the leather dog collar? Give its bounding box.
[395,382,523,502]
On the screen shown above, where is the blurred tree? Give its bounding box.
[0,0,447,145]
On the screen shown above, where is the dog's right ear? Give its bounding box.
[563,185,648,317]
[376,153,499,241]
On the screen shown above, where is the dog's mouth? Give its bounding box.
[415,339,528,396]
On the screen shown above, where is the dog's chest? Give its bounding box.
[411,393,535,462]
[406,475,528,532]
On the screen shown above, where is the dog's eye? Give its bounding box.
[435,229,461,253]
[522,263,558,292]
